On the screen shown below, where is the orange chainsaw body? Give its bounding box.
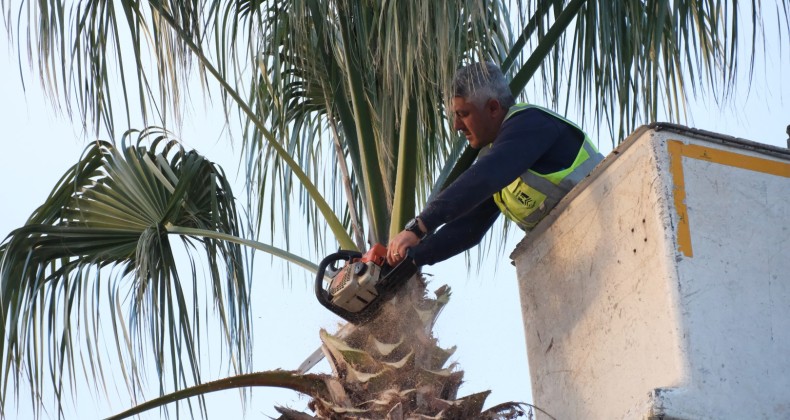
[315,244,416,324]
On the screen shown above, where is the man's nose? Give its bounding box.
[453,118,464,131]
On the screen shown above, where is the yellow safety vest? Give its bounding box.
[482,104,603,230]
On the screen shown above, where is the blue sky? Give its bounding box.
[1,11,788,419]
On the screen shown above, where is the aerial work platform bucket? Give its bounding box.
[512,124,790,419]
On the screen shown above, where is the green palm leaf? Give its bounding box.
[0,128,312,416]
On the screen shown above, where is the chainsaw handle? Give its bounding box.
[314,249,363,313]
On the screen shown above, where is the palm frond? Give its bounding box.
[525,0,778,142]
[0,128,251,415]
[6,1,197,134]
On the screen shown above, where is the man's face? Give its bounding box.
[451,96,503,149]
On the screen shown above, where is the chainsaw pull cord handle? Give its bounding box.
[314,250,363,311]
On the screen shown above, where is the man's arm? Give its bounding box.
[409,197,500,266]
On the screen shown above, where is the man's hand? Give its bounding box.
[387,230,421,266]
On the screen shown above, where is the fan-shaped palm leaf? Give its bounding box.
[0,128,315,417]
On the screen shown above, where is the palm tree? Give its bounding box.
[1,0,787,417]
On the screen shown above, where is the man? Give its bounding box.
[387,62,603,267]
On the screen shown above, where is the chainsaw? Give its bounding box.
[314,243,418,324]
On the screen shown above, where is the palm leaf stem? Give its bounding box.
[435,145,480,195]
[501,1,554,73]
[389,92,419,239]
[325,103,366,251]
[105,370,329,420]
[427,135,468,203]
[509,0,589,96]
[166,226,318,273]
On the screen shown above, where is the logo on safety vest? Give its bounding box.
[517,191,536,209]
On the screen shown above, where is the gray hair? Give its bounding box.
[452,62,515,110]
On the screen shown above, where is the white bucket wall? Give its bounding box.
[511,124,790,420]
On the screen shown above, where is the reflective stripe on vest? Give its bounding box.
[484,104,604,230]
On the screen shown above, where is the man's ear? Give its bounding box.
[486,99,503,115]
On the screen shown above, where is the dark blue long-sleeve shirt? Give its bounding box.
[410,107,585,266]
